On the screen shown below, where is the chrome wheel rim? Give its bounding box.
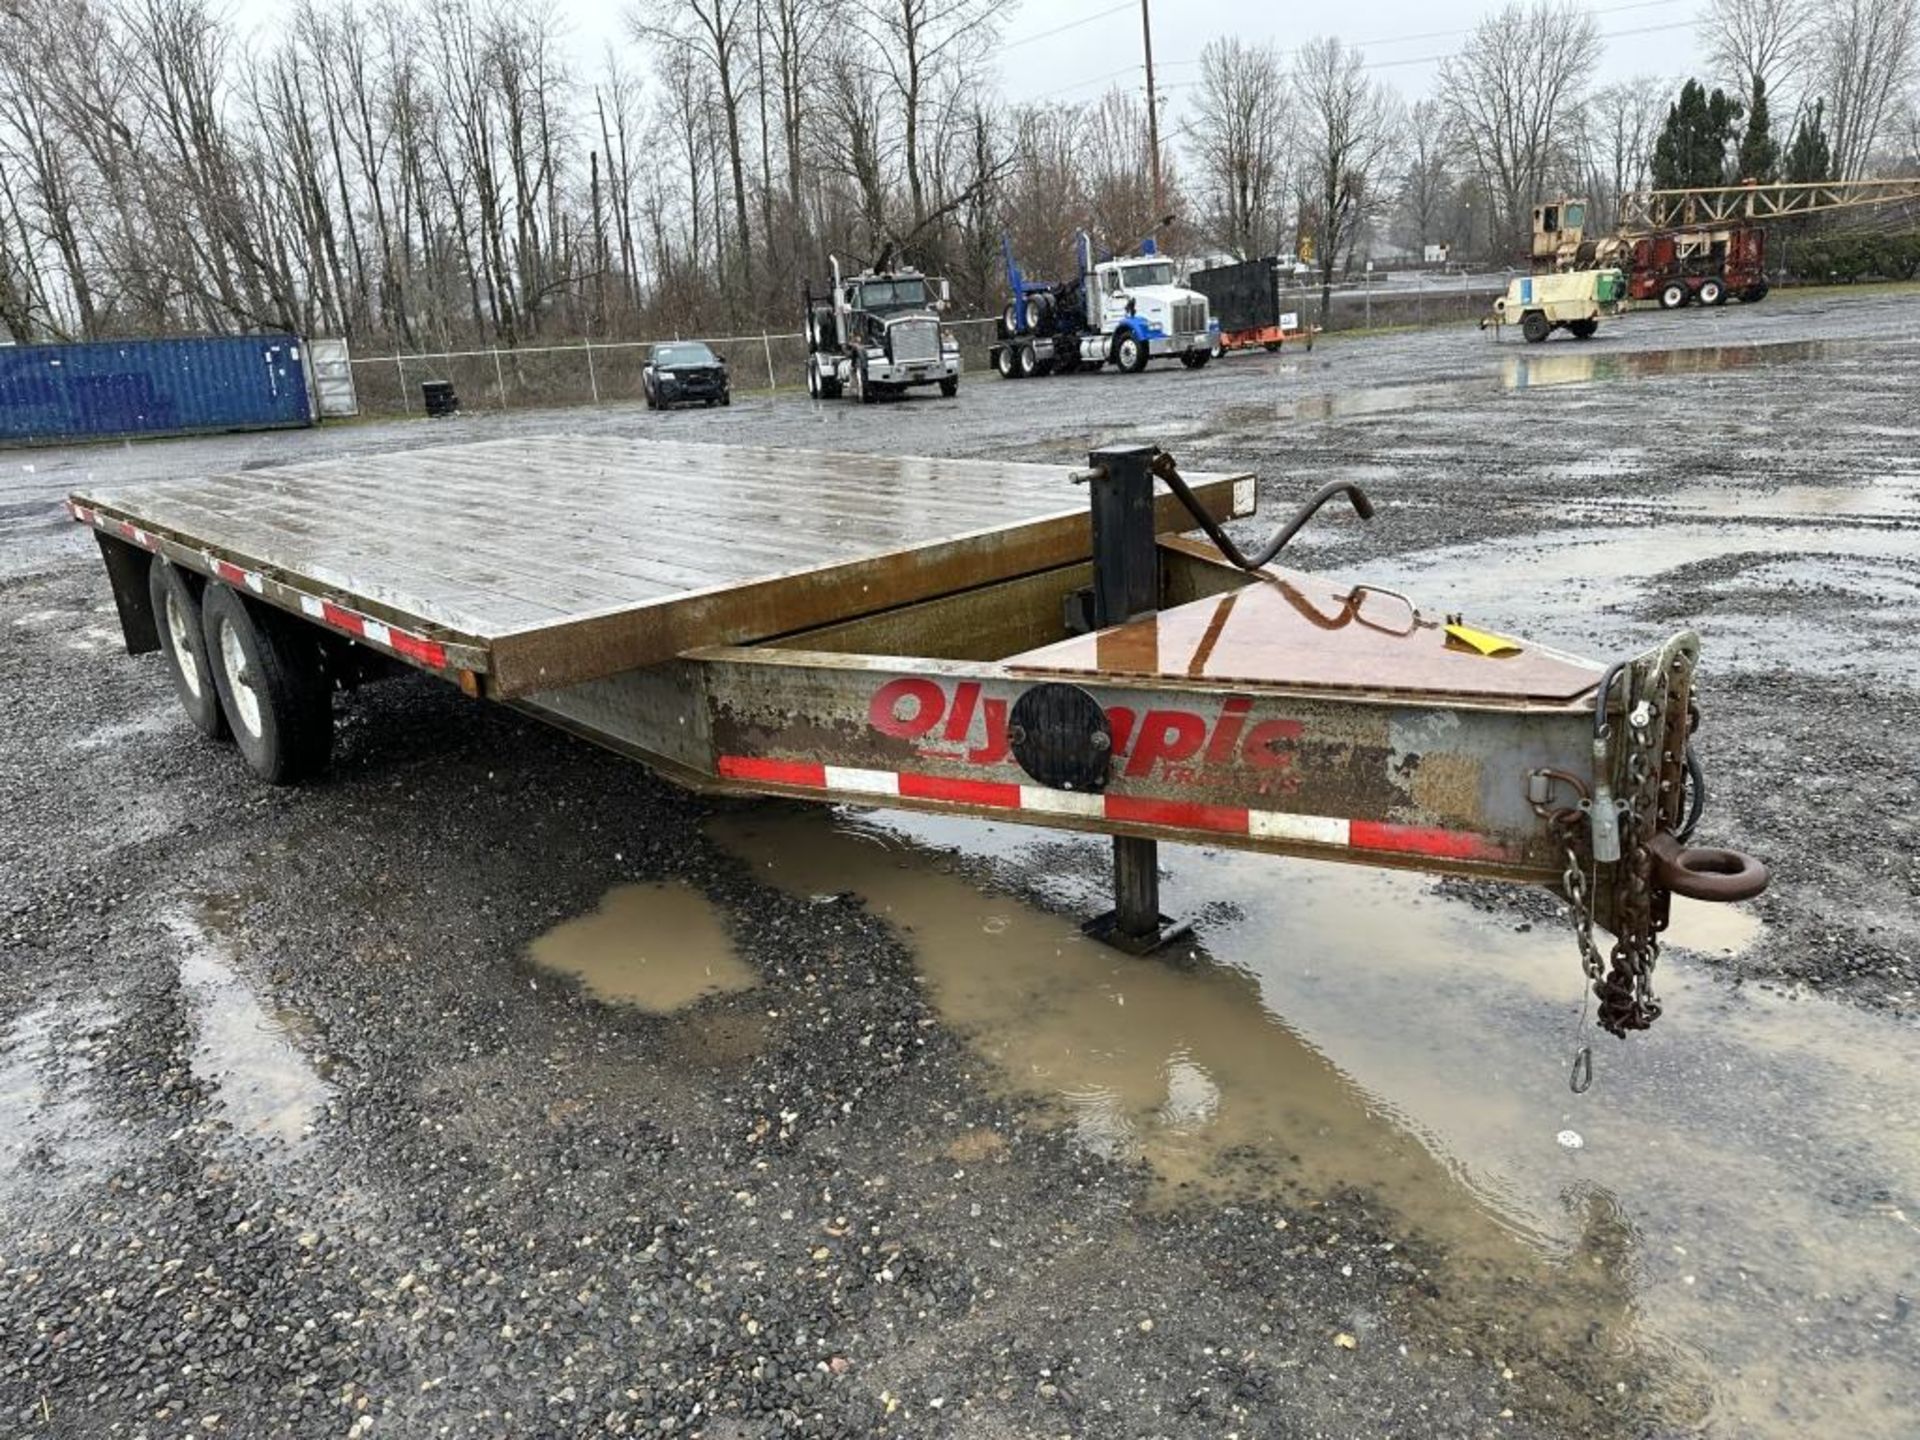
[217,619,263,739]
[165,589,203,701]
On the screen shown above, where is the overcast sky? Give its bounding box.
[229,0,1710,125]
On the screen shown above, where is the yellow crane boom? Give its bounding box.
[1620,178,1920,233]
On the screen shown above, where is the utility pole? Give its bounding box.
[1140,0,1164,218]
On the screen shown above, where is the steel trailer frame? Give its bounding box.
[69,436,1763,971]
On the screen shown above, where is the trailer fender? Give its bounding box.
[94,532,160,655]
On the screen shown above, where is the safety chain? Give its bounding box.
[1595,685,1665,1037]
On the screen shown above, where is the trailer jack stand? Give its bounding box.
[1083,835,1194,953]
[1079,444,1194,955]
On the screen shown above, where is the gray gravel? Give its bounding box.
[4,288,1918,1438]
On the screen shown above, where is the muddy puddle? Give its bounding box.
[1197,337,1867,432]
[527,881,755,1011]
[710,805,1917,1439]
[166,907,333,1149]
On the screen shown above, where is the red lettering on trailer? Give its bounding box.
[1243,718,1304,768]
[1125,710,1207,778]
[965,698,1010,764]
[869,677,946,738]
[942,681,981,742]
[1204,697,1252,765]
[861,678,1312,784]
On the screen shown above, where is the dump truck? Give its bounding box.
[68,434,1765,1060]
[989,233,1216,379]
[1185,257,1315,355]
[1485,268,1628,342]
[802,257,962,402]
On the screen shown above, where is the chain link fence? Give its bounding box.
[345,277,1515,418]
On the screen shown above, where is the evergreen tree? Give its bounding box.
[1735,75,1779,181]
[1783,100,1833,184]
[1651,80,1744,189]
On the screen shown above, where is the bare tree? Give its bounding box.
[1393,98,1452,255]
[1812,0,1919,178]
[855,0,1008,236]
[1293,36,1398,316]
[1702,0,1814,106]
[631,0,754,300]
[1580,76,1668,229]
[1186,37,1290,258]
[1438,1,1598,256]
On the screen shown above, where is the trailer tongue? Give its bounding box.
[69,435,1763,1055]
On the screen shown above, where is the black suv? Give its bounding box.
[643,341,731,409]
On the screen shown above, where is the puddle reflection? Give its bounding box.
[712,804,1916,1440]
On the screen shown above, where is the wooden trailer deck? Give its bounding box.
[69,435,1253,697]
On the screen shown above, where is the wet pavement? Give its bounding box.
[3,287,1919,1437]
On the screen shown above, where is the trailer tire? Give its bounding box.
[1742,282,1770,303]
[995,344,1016,379]
[1262,340,1283,352]
[1521,311,1552,344]
[1001,303,1019,338]
[149,558,229,741]
[1015,343,1041,379]
[1698,276,1726,306]
[1659,281,1689,310]
[939,377,958,398]
[1023,294,1053,333]
[202,585,332,785]
[1568,318,1599,339]
[1115,331,1148,373]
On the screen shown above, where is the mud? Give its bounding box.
[528,880,757,1011]
[4,287,1919,1438]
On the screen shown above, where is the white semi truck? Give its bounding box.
[990,232,1217,379]
[802,258,962,402]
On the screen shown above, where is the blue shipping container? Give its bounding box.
[0,334,312,445]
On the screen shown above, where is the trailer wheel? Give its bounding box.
[1001,303,1019,338]
[1659,281,1689,309]
[149,558,229,741]
[202,585,333,785]
[1262,340,1283,353]
[1015,343,1041,379]
[1521,311,1552,344]
[1115,331,1148,373]
[1023,294,1054,334]
[995,344,1016,379]
[1742,282,1770,304]
[1698,276,1727,306]
[1568,318,1599,339]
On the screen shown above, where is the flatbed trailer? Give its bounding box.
[70,435,1765,1046]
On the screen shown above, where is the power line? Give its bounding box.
[1050,0,1690,99]
[999,1,1135,52]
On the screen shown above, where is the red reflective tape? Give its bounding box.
[319,601,366,637]
[388,629,449,669]
[211,559,249,586]
[898,772,1022,809]
[717,755,828,788]
[116,520,139,542]
[1104,794,1251,834]
[1350,820,1514,862]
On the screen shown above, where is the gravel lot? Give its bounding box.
[3,289,1917,1439]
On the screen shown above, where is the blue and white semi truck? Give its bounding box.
[989,232,1217,380]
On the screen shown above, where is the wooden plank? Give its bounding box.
[74,435,1253,694]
